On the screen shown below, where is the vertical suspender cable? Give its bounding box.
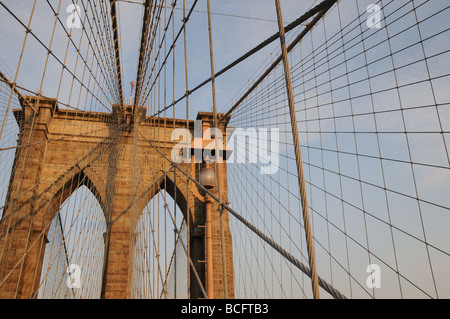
[206,0,228,299]
[110,0,124,107]
[182,0,192,299]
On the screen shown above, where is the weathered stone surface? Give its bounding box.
[0,97,234,299]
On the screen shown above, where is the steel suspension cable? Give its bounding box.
[135,127,347,299]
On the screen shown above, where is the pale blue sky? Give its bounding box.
[0,0,449,299]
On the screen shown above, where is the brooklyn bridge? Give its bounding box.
[0,0,449,299]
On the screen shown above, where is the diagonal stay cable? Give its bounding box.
[136,0,199,111]
[0,70,36,113]
[220,1,337,124]
[150,0,337,118]
[135,127,347,299]
[110,0,125,107]
[136,139,209,299]
[133,0,154,111]
[0,123,124,231]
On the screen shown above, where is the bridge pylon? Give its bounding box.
[0,96,234,299]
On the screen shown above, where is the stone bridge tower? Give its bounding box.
[0,96,234,299]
